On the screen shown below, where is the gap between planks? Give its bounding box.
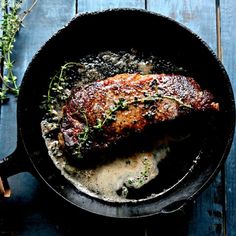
[75,0,78,14]
[215,1,227,235]
[216,0,222,61]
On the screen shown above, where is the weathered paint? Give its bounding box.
[77,0,145,12]
[0,0,76,235]
[221,0,236,235]
[0,0,235,235]
[147,1,224,235]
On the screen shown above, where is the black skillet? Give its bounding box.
[0,9,235,218]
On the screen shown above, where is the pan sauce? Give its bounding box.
[41,50,187,202]
[41,123,170,202]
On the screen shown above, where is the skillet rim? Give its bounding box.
[17,8,235,218]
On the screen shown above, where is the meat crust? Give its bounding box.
[60,73,219,157]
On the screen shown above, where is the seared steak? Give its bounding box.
[60,73,219,157]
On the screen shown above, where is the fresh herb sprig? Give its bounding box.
[78,112,90,145]
[93,98,128,130]
[74,91,192,157]
[93,93,192,131]
[41,62,80,114]
[0,0,37,103]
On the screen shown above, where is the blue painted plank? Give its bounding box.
[76,1,149,236]
[0,0,77,157]
[0,8,2,61]
[1,1,234,236]
[0,0,76,155]
[221,0,236,235]
[77,0,145,13]
[147,1,224,235]
[0,0,76,235]
[147,0,217,52]
[0,1,18,157]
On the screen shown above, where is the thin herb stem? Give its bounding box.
[79,112,90,141]
[98,105,120,128]
[0,0,37,103]
[46,62,80,113]
[76,91,192,156]
[93,93,192,130]
[161,95,192,109]
[20,0,37,22]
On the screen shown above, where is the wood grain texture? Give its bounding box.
[0,0,76,157]
[75,1,147,236]
[147,0,217,52]
[77,0,145,12]
[1,1,235,235]
[0,0,76,235]
[147,1,224,235]
[221,0,236,235]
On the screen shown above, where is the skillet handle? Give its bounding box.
[0,142,32,197]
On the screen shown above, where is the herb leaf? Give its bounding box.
[42,62,80,114]
[0,0,37,104]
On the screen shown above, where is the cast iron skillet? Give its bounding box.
[0,9,235,218]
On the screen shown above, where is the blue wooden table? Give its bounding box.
[0,1,235,235]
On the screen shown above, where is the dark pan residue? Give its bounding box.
[40,49,216,202]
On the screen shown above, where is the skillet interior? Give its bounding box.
[18,9,235,218]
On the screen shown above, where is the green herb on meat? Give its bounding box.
[40,58,191,159]
[93,92,192,130]
[93,98,128,131]
[72,90,192,157]
[78,111,90,144]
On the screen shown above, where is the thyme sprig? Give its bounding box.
[74,93,192,157]
[93,98,128,130]
[0,0,37,103]
[74,92,192,157]
[161,95,192,109]
[93,93,192,131]
[41,62,80,114]
[78,111,90,144]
